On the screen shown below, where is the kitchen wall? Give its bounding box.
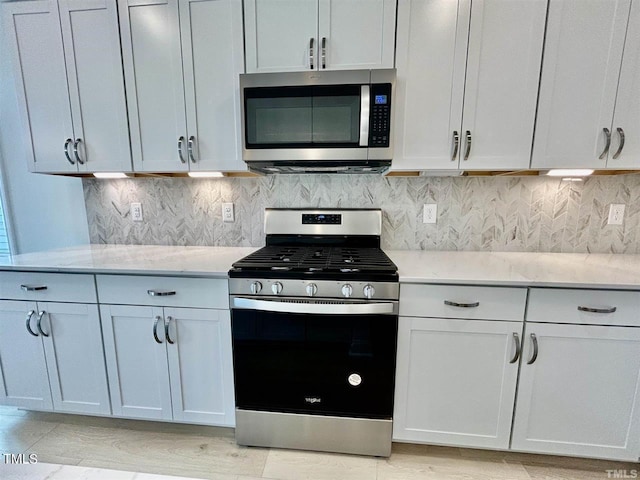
[84,173,640,253]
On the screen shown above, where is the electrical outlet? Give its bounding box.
[423,204,437,224]
[131,203,143,222]
[608,204,625,225]
[222,203,234,223]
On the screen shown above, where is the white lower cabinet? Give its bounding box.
[0,299,110,415]
[393,317,522,449]
[511,323,640,461]
[100,304,234,426]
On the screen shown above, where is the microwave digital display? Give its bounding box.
[375,95,388,105]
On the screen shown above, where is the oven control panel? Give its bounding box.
[229,278,399,301]
[302,214,341,225]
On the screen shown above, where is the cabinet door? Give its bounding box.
[0,300,52,410]
[608,0,640,169]
[391,0,469,171]
[393,317,522,450]
[317,0,395,70]
[512,323,640,461]
[58,0,131,172]
[244,0,318,73]
[100,305,173,421]
[4,0,76,173]
[460,0,546,170]
[165,308,235,426]
[531,0,631,169]
[180,0,246,172]
[119,0,189,172]
[39,302,110,415]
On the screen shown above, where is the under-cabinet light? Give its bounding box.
[187,171,224,178]
[545,169,594,177]
[93,172,128,179]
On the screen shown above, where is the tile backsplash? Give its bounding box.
[83,174,640,253]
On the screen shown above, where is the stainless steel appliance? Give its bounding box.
[229,209,399,457]
[239,70,395,174]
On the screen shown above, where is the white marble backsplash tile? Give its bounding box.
[83,174,640,253]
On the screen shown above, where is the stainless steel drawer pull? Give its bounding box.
[37,311,49,337]
[527,333,538,365]
[25,310,38,337]
[64,138,75,165]
[599,127,611,159]
[612,127,625,159]
[463,130,472,161]
[21,284,48,292]
[444,300,480,308]
[153,316,163,344]
[147,290,177,297]
[509,332,521,364]
[178,136,187,164]
[451,131,459,161]
[188,136,197,163]
[165,316,175,345]
[577,305,617,314]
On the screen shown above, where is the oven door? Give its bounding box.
[230,297,398,420]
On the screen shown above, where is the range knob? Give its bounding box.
[271,282,283,295]
[306,283,318,297]
[363,284,375,299]
[341,284,353,298]
[250,281,262,294]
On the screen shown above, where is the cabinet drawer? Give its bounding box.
[527,288,640,327]
[0,271,96,303]
[400,284,527,321]
[96,275,228,309]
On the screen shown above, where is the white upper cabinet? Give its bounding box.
[4,0,131,173]
[392,0,546,172]
[120,0,245,172]
[531,0,632,169]
[607,0,640,169]
[244,0,396,73]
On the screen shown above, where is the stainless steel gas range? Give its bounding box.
[228,208,399,457]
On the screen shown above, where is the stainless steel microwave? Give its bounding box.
[239,69,395,174]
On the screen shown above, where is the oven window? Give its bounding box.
[245,85,361,148]
[231,309,397,419]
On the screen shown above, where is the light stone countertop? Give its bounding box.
[1,245,640,289]
[0,244,258,278]
[386,250,640,289]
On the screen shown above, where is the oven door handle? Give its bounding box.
[232,297,395,315]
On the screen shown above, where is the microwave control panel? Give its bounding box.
[369,84,392,147]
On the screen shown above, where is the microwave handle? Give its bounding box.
[359,85,370,147]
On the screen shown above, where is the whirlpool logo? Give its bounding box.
[304,397,322,404]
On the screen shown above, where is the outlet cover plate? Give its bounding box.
[423,204,437,224]
[131,203,143,222]
[223,203,234,222]
[608,204,625,225]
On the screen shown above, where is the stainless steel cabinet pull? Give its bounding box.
[147,290,176,297]
[444,300,480,308]
[165,316,175,344]
[309,37,315,70]
[36,311,49,337]
[188,136,197,163]
[321,37,326,69]
[73,138,84,164]
[64,138,75,165]
[21,284,47,292]
[577,305,617,314]
[463,130,472,161]
[509,332,521,364]
[612,127,625,159]
[527,333,538,365]
[153,316,163,344]
[178,136,187,164]
[599,127,611,160]
[25,310,38,337]
[452,131,459,161]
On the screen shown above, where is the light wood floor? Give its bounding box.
[0,406,637,480]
